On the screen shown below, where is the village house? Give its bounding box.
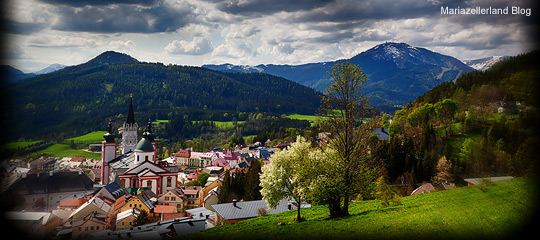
[463,176,514,186]
[154,205,177,221]
[174,149,213,168]
[371,127,390,141]
[69,196,111,223]
[410,182,456,195]
[5,211,63,239]
[203,187,219,211]
[211,199,295,225]
[181,185,203,208]
[120,189,157,215]
[157,188,186,211]
[6,170,94,211]
[185,207,215,222]
[71,211,107,239]
[28,156,57,173]
[91,216,206,239]
[115,208,140,230]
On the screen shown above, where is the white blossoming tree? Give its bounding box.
[260,136,312,222]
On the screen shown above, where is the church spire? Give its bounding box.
[126,93,135,124]
[103,118,116,143]
[142,118,155,142]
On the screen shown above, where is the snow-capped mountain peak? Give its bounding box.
[463,56,510,71]
[34,63,67,75]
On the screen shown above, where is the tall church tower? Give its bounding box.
[122,94,138,154]
[101,119,117,185]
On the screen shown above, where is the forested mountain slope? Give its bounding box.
[3,51,322,141]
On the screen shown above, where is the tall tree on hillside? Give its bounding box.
[319,60,376,217]
[435,99,458,137]
[218,170,231,203]
[433,156,454,183]
[260,136,312,222]
[244,159,263,201]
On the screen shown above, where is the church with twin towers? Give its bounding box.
[99,95,178,195]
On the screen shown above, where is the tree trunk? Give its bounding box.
[296,196,302,222]
[342,196,350,216]
[327,196,342,218]
[297,204,302,222]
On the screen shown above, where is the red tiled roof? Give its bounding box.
[162,212,186,221]
[60,198,88,208]
[154,205,176,213]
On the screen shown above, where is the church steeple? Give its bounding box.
[122,94,138,154]
[126,93,135,124]
[142,118,155,142]
[103,118,116,143]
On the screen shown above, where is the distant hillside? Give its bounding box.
[205,42,474,111]
[387,50,539,180]
[3,51,322,141]
[0,65,35,84]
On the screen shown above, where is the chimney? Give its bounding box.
[233,199,237,207]
[200,212,203,217]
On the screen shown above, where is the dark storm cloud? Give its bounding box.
[50,2,196,33]
[203,0,334,17]
[37,0,160,7]
[2,18,46,35]
[293,0,466,25]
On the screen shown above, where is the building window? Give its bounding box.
[145,155,148,161]
[171,197,176,201]
[165,197,169,201]
[167,177,172,187]
[147,180,152,188]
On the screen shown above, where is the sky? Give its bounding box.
[1,0,538,73]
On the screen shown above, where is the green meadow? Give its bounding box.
[181,178,535,240]
[32,143,101,160]
[66,131,108,143]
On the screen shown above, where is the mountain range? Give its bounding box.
[1,63,67,84]
[205,42,479,111]
[3,51,322,140]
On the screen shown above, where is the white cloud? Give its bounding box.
[27,33,99,48]
[109,40,136,52]
[165,37,214,55]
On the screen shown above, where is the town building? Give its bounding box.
[211,199,295,225]
[5,211,63,239]
[100,96,178,195]
[157,188,186,211]
[6,171,94,211]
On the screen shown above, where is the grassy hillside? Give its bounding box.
[181,178,536,239]
[66,131,107,143]
[32,143,101,160]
